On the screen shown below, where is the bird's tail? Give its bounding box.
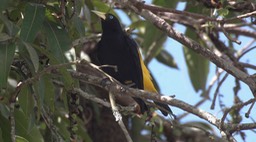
[154,101,176,118]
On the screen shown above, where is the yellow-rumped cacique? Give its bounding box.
[90,12,173,116]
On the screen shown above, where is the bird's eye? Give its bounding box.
[109,15,114,19]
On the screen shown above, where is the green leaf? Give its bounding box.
[91,0,117,27]
[142,23,167,64]
[53,110,70,140]
[72,16,85,36]
[0,111,11,142]
[182,4,209,92]
[0,43,15,89]
[20,3,45,43]
[41,21,73,88]
[18,86,34,122]
[128,20,146,31]
[76,118,93,142]
[0,127,3,142]
[43,21,71,63]
[183,28,209,92]
[23,42,39,72]
[0,14,19,36]
[184,121,213,131]
[38,75,55,112]
[0,33,12,42]
[17,42,37,74]
[217,8,229,17]
[153,0,179,8]
[16,136,29,142]
[0,0,10,12]
[185,1,210,15]
[15,109,44,142]
[33,44,73,89]
[92,0,114,13]
[18,85,38,133]
[156,49,178,69]
[0,104,9,119]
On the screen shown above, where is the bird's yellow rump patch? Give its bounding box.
[138,50,157,93]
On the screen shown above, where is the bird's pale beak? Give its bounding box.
[92,10,106,20]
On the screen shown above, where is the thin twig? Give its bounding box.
[176,97,208,120]
[245,101,255,118]
[41,107,64,141]
[229,122,256,134]
[238,45,256,60]
[117,118,133,142]
[219,22,241,44]
[131,2,256,25]
[10,102,16,142]
[225,11,256,23]
[207,68,224,97]
[139,3,217,22]
[73,88,111,107]
[68,91,78,141]
[11,61,78,99]
[239,63,256,70]
[99,65,118,72]
[237,39,256,59]
[109,91,133,142]
[223,27,256,39]
[69,0,76,19]
[211,73,229,110]
[220,98,256,130]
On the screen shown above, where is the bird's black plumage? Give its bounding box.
[91,13,172,116]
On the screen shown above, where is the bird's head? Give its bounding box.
[92,11,123,34]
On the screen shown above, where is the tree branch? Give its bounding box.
[123,0,256,97]
[71,62,242,141]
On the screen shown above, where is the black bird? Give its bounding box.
[90,12,173,116]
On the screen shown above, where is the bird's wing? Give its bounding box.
[124,33,173,116]
[124,34,149,113]
[124,33,157,92]
[124,34,144,89]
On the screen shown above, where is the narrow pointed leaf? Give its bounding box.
[33,44,73,89]
[142,23,167,63]
[38,75,55,111]
[183,29,209,92]
[23,42,39,72]
[141,0,179,63]
[16,136,29,142]
[73,16,85,36]
[0,111,11,142]
[18,86,34,122]
[18,84,38,133]
[0,33,12,42]
[43,21,71,63]
[0,0,10,13]
[20,3,45,42]
[183,5,210,92]
[153,0,179,8]
[42,21,73,88]
[0,14,19,36]
[0,43,15,89]
[156,49,178,69]
[15,109,44,142]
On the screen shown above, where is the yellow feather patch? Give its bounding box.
[138,50,157,93]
